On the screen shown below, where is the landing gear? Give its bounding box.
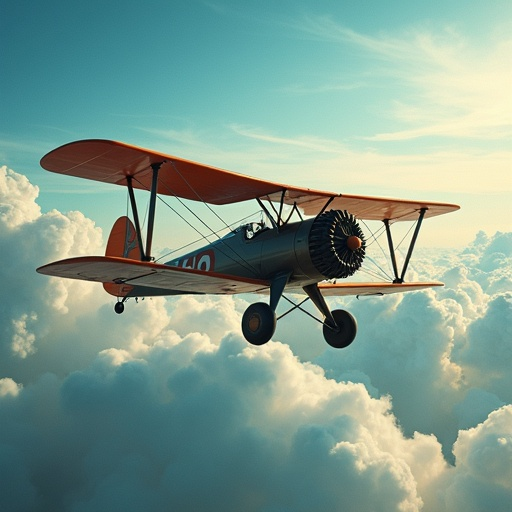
[114,301,125,314]
[302,283,358,348]
[241,302,276,346]
[323,309,357,349]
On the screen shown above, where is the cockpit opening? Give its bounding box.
[244,221,266,240]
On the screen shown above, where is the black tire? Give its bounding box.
[114,301,125,314]
[323,309,357,348]
[241,302,276,346]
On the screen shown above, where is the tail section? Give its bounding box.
[103,216,140,297]
[105,216,141,259]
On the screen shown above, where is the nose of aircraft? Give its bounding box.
[347,235,362,251]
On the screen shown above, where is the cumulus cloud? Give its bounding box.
[0,166,106,381]
[439,406,512,512]
[0,167,511,511]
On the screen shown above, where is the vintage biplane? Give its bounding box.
[37,140,459,348]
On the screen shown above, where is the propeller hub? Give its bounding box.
[347,235,362,251]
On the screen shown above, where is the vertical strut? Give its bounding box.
[277,190,286,227]
[256,198,279,230]
[399,208,426,283]
[145,163,161,261]
[317,196,335,218]
[384,208,427,284]
[126,175,146,261]
[384,219,400,283]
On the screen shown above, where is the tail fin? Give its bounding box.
[103,216,140,297]
[105,216,141,259]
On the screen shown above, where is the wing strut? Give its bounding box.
[145,163,160,260]
[257,193,305,229]
[126,163,163,261]
[126,176,146,261]
[384,208,426,283]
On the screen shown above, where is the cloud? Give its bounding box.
[0,166,41,228]
[440,406,512,512]
[315,230,511,459]
[0,378,22,397]
[1,336,437,512]
[0,167,511,511]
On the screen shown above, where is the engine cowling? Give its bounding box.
[308,210,366,279]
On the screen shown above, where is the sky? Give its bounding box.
[1,0,511,247]
[1,1,512,511]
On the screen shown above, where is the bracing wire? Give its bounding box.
[360,219,394,281]
[169,160,238,233]
[131,170,261,276]
[128,177,213,247]
[394,218,418,252]
[156,210,261,262]
[153,177,261,276]
[359,215,423,282]
[125,162,422,284]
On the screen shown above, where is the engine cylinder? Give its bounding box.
[308,210,366,279]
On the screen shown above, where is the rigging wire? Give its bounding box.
[394,218,418,252]
[124,162,422,285]
[153,174,261,276]
[131,171,261,276]
[156,210,262,262]
[168,160,240,233]
[360,219,394,281]
[129,178,213,248]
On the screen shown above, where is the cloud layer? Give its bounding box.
[0,166,511,511]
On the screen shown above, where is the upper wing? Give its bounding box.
[36,256,270,296]
[317,281,443,296]
[41,139,459,221]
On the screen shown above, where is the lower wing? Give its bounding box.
[36,256,270,297]
[318,282,443,296]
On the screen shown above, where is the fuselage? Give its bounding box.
[166,208,366,293]
[166,218,322,288]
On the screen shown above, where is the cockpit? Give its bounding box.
[244,221,266,240]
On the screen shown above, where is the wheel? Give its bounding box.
[323,309,357,348]
[114,301,125,314]
[241,302,276,346]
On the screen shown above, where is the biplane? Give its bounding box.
[37,140,459,348]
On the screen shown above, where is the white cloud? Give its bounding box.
[0,167,511,511]
[0,166,40,228]
[0,377,22,397]
[10,313,38,358]
[440,406,512,512]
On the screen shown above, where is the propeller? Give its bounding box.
[309,210,366,279]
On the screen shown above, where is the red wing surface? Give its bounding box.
[41,139,459,221]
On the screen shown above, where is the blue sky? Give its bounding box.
[1,0,511,249]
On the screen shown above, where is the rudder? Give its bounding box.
[105,216,141,259]
[103,216,140,297]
